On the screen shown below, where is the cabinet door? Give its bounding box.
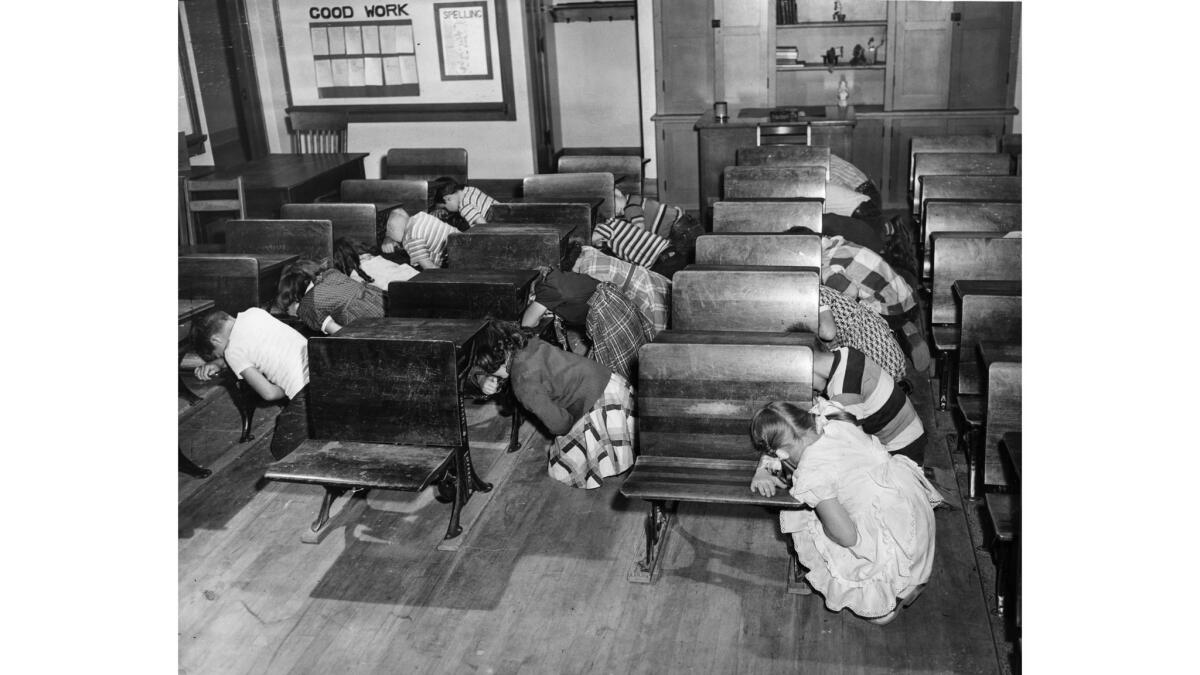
[656,0,715,113]
[654,117,701,210]
[948,2,1017,109]
[888,1,952,110]
[713,0,771,110]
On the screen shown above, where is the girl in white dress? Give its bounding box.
[749,399,943,624]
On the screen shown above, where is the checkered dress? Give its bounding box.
[586,282,653,382]
[822,235,917,317]
[548,373,637,489]
[297,269,385,334]
[574,246,670,336]
[820,285,907,382]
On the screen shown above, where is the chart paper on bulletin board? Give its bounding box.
[275,0,514,120]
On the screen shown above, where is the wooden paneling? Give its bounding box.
[888,1,953,110]
[949,2,1017,109]
[655,0,714,113]
[654,116,702,209]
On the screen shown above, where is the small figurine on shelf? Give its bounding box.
[837,78,849,109]
[833,1,846,22]
[850,44,867,66]
[867,38,878,65]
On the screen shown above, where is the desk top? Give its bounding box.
[508,196,603,210]
[179,252,299,274]
[207,153,368,190]
[327,317,485,344]
[978,341,1022,368]
[178,298,215,322]
[409,269,539,285]
[953,279,1022,299]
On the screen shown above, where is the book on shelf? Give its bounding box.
[776,0,798,26]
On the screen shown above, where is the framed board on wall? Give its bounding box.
[274,0,515,122]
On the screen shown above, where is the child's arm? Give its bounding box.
[521,300,549,328]
[194,357,227,380]
[817,306,837,341]
[238,366,288,402]
[814,498,858,547]
[750,463,788,497]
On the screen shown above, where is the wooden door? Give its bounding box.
[654,116,702,209]
[713,0,771,111]
[181,0,267,164]
[887,0,952,110]
[524,0,556,172]
[949,2,1018,109]
[655,0,715,114]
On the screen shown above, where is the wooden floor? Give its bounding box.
[179,366,1010,674]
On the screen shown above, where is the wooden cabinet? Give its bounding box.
[713,0,772,110]
[948,2,1020,109]
[654,0,714,114]
[653,114,703,209]
[774,0,890,108]
[887,1,953,109]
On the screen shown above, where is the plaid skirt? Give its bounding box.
[547,373,637,489]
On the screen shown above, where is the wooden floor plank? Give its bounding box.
[179,365,1005,674]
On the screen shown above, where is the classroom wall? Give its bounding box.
[244,0,538,179]
[551,17,641,149]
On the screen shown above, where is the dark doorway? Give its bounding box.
[181,0,268,165]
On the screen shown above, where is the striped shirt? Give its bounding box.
[621,195,683,239]
[821,235,916,316]
[224,307,309,399]
[573,245,670,336]
[457,186,497,226]
[824,346,923,452]
[402,211,458,267]
[829,153,872,192]
[592,216,671,268]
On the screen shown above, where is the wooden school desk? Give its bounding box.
[208,153,368,217]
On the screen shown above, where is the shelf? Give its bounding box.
[776,64,886,71]
[777,20,887,28]
[549,1,635,23]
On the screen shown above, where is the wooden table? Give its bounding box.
[209,153,368,218]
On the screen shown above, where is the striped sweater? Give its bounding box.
[824,346,923,452]
[456,186,497,226]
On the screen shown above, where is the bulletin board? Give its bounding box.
[274,0,515,121]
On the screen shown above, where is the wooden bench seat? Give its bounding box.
[918,175,1021,246]
[922,201,1022,279]
[445,222,573,270]
[340,178,431,217]
[485,202,593,243]
[620,456,799,507]
[523,172,616,220]
[735,145,831,177]
[695,233,822,267]
[711,201,823,233]
[224,219,334,261]
[620,337,815,583]
[722,166,826,201]
[934,279,1020,410]
[908,134,1000,197]
[387,269,538,320]
[912,152,1016,217]
[281,202,380,246]
[672,265,821,333]
[930,233,1021,325]
[263,317,493,542]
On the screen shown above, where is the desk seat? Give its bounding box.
[265,439,454,492]
[621,456,801,508]
[932,325,960,352]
